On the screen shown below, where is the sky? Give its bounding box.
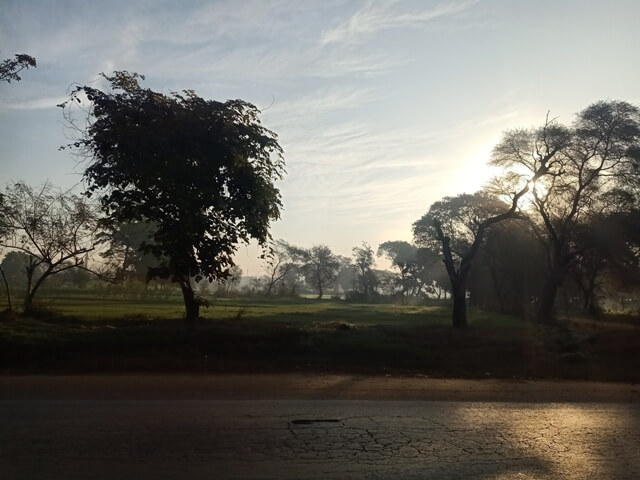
[1,0,639,275]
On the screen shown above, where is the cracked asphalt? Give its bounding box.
[1,376,639,479]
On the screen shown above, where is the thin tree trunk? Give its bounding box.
[0,266,12,312]
[24,265,52,314]
[537,277,558,323]
[179,278,200,331]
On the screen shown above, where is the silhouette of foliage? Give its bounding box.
[491,100,640,321]
[0,54,36,83]
[352,242,377,300]
[301,245,340,299]
[60,71,285,325]
[414,192,521,327]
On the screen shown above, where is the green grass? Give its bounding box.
[3,289,522,328]
[1,290,638,381]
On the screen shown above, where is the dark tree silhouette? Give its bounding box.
[263,239,304,296]
[413,193,517,327]
[492,101,640,321]
[301,245,340,299]
[413,114,574,327]
[568,190,640,315]
[352,242,377,300]
[60,71,285,327]
[0,54,36,83]
[377,241,419,302]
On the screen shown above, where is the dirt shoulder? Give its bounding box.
[1,374,639,403]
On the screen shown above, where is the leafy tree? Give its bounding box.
[301,245,340,299]
[377,241,439,303]
[468,219,546,317]
[377,241,420,302]
[0,54,36,83]
[100,221,159,284]
[412,113,575,327]
[492,100,640,321]
[352,242,377,300]
[61,71,285,326]
[374,269,401,296]
[263,239,304,296]
[0,251,36,311]
[335,261,358,296]
[568,190,640,314]
[0,251,32,287]
[413,192,531,327]
[0,182,99,312]
[215,265,243,296]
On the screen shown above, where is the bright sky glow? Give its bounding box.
[1,0,639,274]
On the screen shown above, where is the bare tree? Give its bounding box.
[0,182,100,312]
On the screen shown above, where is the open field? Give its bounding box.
[1,290,639,381]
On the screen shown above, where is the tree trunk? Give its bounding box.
[451,282,467,328]
[582,288,600,317]
[536,277,558,323]
[0,266,12,312]
[179,279,200,330]
[24,265,52,314]
[581,273,600,317]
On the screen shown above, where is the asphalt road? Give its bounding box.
[1,375,639,479]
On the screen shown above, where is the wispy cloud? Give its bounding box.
[320,0,480,46]
[264,87,380,129]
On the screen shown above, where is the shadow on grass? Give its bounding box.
[1,300,639,381]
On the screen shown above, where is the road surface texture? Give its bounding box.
[1,375,639,479]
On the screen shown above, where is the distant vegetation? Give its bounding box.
[1,59,638,332]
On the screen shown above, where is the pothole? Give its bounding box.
[291,419,342,425]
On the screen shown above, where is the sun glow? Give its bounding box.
[455,141,499,194]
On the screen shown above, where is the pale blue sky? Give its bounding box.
[1,0,639,274]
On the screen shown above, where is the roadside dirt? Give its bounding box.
[2,374,639,403]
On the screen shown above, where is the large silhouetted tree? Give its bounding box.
[61,71,285,326]
[413,193,513,327]
[492,100,640,321]
[413,114,575,327]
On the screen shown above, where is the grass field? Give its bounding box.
[1,289,639,381]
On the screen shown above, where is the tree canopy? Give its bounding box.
[301,245,340,299]
[0,54,36,83]
[491,100,640,321]
[61,71,285,323]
